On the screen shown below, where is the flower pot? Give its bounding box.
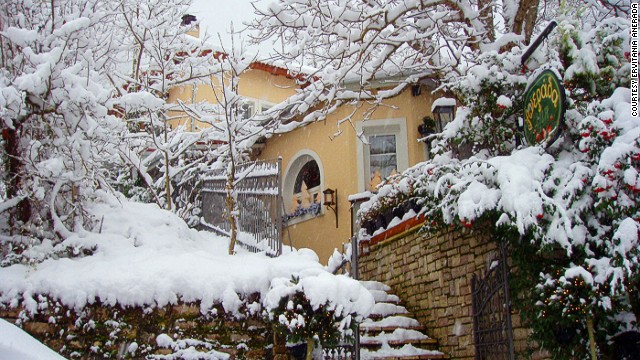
[392,204,405,219]
[409,198,421,213]
[374,214,387,230]
[364,220,376,235]
[383,208,394,225]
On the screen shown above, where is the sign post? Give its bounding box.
[522,69,566,146]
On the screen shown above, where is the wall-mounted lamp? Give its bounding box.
[432,103,456,133]
[323,188,338,228]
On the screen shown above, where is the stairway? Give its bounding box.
[359,281,447,360]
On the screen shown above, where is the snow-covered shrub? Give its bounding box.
[432,48,530,157]
[264,273,374,351]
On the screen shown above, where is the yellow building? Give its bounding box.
[169,53,447,263]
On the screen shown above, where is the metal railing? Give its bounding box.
[200,158,283,256]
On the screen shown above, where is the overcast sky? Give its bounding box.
[189,0,272,55]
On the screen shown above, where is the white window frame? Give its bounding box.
[239,97,274,119]
[282,150,325,226]
[355,118,409,192]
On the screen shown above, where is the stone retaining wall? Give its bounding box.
[359,223,549,359]
[0,296,287,359]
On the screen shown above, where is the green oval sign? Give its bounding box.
[523,69,565,146]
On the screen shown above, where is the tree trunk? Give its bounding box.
[478,0,495,42]
[164,150,172,210]
[2,125,31,231]
[512,0,541,44]
[226,176,238,255]
[587,316,597,360]
[305,339,313,360]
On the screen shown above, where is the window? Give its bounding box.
[239,98,273,120]
[368,134,398,189]
[290,159,321,211]
[239,102,255,120]
[356,118,409,192]
[283,151,324,225]
[260,103,272,113]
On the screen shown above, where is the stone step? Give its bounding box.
[360,344,447,360]
[360,280,392,292]
[363,353,448,360]
[368,289,402,304]
[361,324,427,333]
[360,316,425,333]
[358,280,448,360]
[370,303,409,318]
[361,337,439,349]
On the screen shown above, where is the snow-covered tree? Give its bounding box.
[248,0,567,132]
[107,0,219,211]
[0,0,127,261]
[187,29,268,255]
[264,273,373,359]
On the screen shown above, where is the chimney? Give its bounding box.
[181,14,200,38]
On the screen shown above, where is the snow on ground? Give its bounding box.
[0,191,372,318]
[0,318,66,360]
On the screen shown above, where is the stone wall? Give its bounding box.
[0,296,288,359]
[359,223,548,359]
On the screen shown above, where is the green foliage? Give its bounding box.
[508,231,622,359]
[503,16,636,359]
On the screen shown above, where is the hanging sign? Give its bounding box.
[522,69,566,146]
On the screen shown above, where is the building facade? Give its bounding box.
[169,49,444,263]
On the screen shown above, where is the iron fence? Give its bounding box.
[200,158,282,256]
[323,345,355,359]
[471,242,515,360]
